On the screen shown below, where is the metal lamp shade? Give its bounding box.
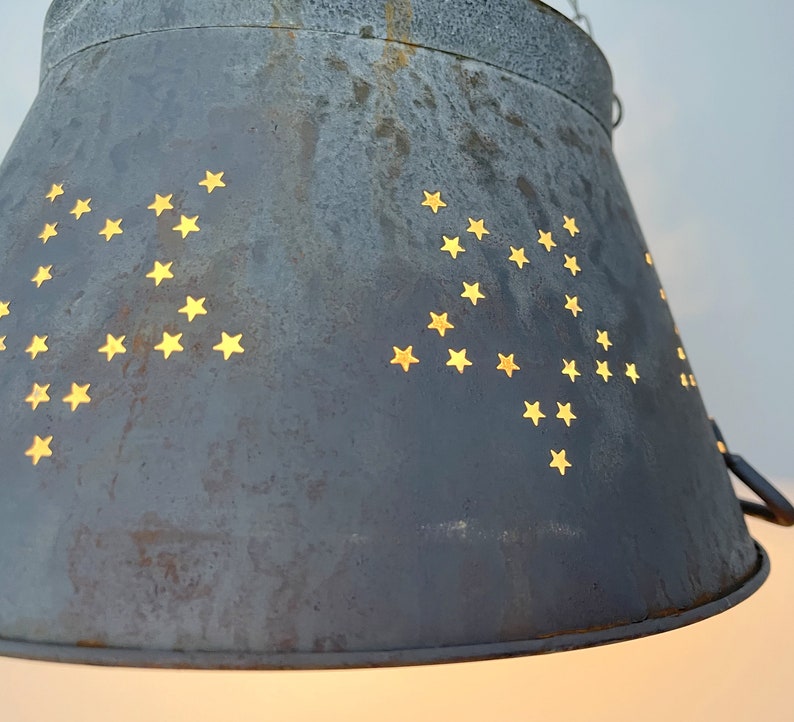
[0,0,777,668]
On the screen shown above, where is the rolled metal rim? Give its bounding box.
[0,542,769,669]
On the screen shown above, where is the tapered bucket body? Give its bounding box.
[0,0,764,667]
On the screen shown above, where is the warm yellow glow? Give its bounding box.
[70,198,92,220]
[460,282,485,306]
[556,402,576,427]
[172,214,200,238]
[689,374,697,387]
[466,217,489,241]
[25,335,48,359]
[717,440,728,454]
[98,218,123,242]
[421,190,446,213]
[38,222,58,244]
[446,348,472,374]
[496,353,520,378]
[199,170,226,194]
[62,383,91,412]
[564,295,582,318]
[213,332,245,361]
[522,400,546,426]
[24,435,52,466]
[25,383,51,410]
[390,346,419,372]
[147,193,174,216]
[596,360,612,382]
[179,296,208,323]
[508,246,529,269]
[45,183,64,202]
[680,373,689,388]
[154,331,184,360]
[98,334,127,361]
[645,251,653,266]
[549,448,572,475]
[31,265,53,288]
[427,312,453,337]
[659,288,667,301]
[537,229,556,252]
[563,254,581,276]
[0,301,9,319]
[562,215,579,237]
[440,235,464,259]
[0,336,6,351]
[625,363,640,384]
[561,358,580,382]
[145,260,175,287]
[677,346,686,360]
[595,329,612,351]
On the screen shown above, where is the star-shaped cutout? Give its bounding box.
[550,449,572,476]
[0,301,9,319]
[625,363,640,384]
[680,373,689,388]
[391,345,419,372]
[461,281,485,306]
[45,183,64,202]
[421,190,447,213]
[645,252,653,266]
[25,435,53,466]
[563,215,579,237]
[98,218,123,242]
[466,218,490,241]
[199,170,226,194]
[496,353,520,378]
[689,374,697,387]
[31,265,53,288]
[427,312,454,337]
[561,358,580,382]
[70,198,92,220]
[446,348,472,374]
[172,214,200,238]
[522,401,546,426]
[98,334,127,361]
[0,336,6,350]
[660,288,667,301]
[179,296,208,323]
[26,335,48,359]
[596,360,612,383]
[563,254,581,276]
[148,193,174,217]
[537,229,556,252]
[38,222,58,244]
[213,331,244,360]
[596,329,612,351]
[146,260,174,286]
[440,235,465,259]
[556,402,577,427]
[63,382,91,411]
[155,331,184,359]
[677,346,686,360]
[25,383,51,410]
[564,294,582,317]
[508,246,529,269]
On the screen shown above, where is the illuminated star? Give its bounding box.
[446,348,472,374]
[680,373,689,388]
[98,334,127,361]
[146,260,174,286]
[70,198,92,220]
[25,435,53,466]
[549,449,572,476]
[31,265,53,288]
[391,345,419,372]
[522,401,546,426]
[677,346,686,360]
[98,218,123,241]
[645,252,654,266]
[213,331,244,361]
[596,360,613,383]
[148,193,174,217]
[440,235,465,259]
[466,218,490,241]
[45,183,64,202]
[25,383,51,410]
[563,215,579,237]
[0,301,8,319]
[461,281,485,306]
[561,358,580,382]
[563,254,581,276]
[62,383,91,411]
[625,363,640,384]
[179,296,208,323]
[421,190,447,213]
[556,402,577,427]
[508,246,529,269]
[427,312,454,337]
[496,353,520,378]
[660,288,667,301]
[689,374,697,387]
[199,170,226,194]
[155,331,184,360]
[564,294,582,318]
[26,335,48,359]
[537,229,556,252]
[596,329,612,351]
[38,222,58,244]
[172,214,200,238]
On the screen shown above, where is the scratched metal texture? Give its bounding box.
[0,0,761,667]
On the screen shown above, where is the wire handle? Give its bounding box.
[711,419,794,526]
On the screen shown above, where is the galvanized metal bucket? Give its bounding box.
[0,0,790,668]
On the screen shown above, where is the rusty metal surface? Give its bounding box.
[0,0,762,667]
